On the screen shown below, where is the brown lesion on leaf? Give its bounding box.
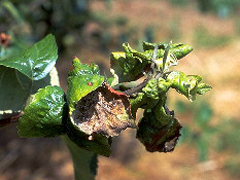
[140,122,181,153]
[72,83,135,137]
[136,107,182,153]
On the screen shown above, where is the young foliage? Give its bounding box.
[1,34,211,180]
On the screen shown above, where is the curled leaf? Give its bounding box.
[71,83,135,138]
[110,45,149,83]
[110,42,193,84]
[136,101,182,153]
[197,82,212,95]
[142,41,193,60]
[167,71,203,101]
[66,58,134,156]
[142,78,171,100]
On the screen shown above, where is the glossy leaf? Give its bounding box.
[0,34,58,80]
[17,85,66,137]
[142,78,171,100]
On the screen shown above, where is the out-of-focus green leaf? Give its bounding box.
[174,100,188,113]
[196,137,208,162]
[2,1,24,24]
[0,34,58,80]
[136,100,182,152]
[63,136,98,180]
[195,102,213,128]
[17,85,66,137]
[177,125,192,144]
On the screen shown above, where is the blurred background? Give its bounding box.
[1,0,240,179]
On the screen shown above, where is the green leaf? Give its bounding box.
[142,78,171,100]
[0,66,31,119]
[142,41,193,60]
[2,1,24,24]
[129,78,171,116]
[67,58,104,112]
[110,42,193,83]
[110,48,149,83]
[196,137,208,162]
[63,136,98,180]
[0,66,60,124]
[195,102,213,128]
[0,34,58,80]
[167,71,203,101]
[197,82,212,95]
[17,85,66,137]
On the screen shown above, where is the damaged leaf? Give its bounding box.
[72,83,135,137]
[66,58,135,156]
[136,100,182,153]
[67,58,104,112]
